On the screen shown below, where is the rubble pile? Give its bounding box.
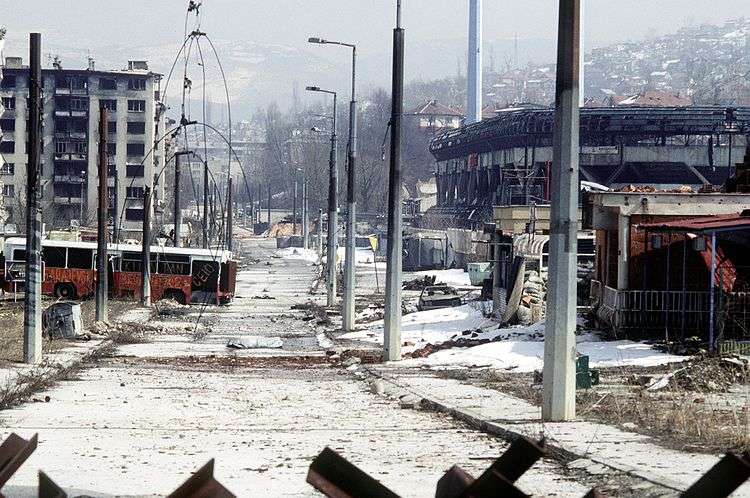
[405,329,494,358]
[671,355,749,392]
[403,275,438,291]
[92,321,162,344]
[517,270,546,326]
[632,354,749,392]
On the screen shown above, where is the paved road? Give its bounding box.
[3,238,589,497]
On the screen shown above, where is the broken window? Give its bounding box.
[128,78,146,91]
[99,78,117,90]
[2,97,16,110]
[107,143,117,155]
[126,164,144,177]
[0,141,15,153]
[1,163,15,175]
[42,247,67,268]
[126,186,144,199]
[127,121,146,134]
[0,118,15,131]
[2,185,14,197]
[100,99,117,112]
[1,75,17,88]
[127,100,146,112]
[158,254,190,275]
[67,248,93,270]
[126,143,145,156]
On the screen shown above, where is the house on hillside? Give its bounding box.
[407,100,464,132]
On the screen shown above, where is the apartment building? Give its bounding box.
[0,57,166,235]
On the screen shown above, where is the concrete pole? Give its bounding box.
[23,33,42,364]
[617,213,629,290]
[113,169,119,243]
[579,0,586,107]
[542,0,580,422]
[467,0,483,124]
[267,183,272,227]
[709,231,716,352]
[141,186,152,306]
[317,208,324,258]
[326,95,339,307]
[96,107,109,323]
[384,1,405,361]
[343,48,358,332]
[227,177,234,252]
[302,180,309,249]
[173,153,182,247]
[293,172,298,235]
[202,160,209,248]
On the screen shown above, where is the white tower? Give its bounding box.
[467,0,482,124]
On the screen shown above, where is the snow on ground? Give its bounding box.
[408,268,474,287]
[342,303,498,352]
[338,247,377,264]
[273,247,319,263]
[348,301,686,371]
[400,338,687,372]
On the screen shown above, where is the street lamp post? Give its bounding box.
[309,37,358,331]
[306,86,338,307]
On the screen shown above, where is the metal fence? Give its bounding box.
[592,281,750,340]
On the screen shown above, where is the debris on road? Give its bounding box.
[403,275,437,291]
[43,302,83,339]
[417,285,462,311]
[226,336,283,349]
[635,354,749,393]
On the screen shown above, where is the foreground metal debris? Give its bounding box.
[168,459,235,498]
[0,432,38,491]
[306,437,750,498]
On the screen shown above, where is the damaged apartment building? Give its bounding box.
[0,56,166,235]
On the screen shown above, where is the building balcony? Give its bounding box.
[54,87,88,96]
[54,109,88,118]
[53,196,83,205]
[54,131,87,140]
[53,175,85,184]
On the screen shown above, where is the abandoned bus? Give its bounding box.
[1,238,237,304]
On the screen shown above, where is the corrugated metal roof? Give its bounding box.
[638,213,750,232]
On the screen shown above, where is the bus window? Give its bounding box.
[42,247,66,268]
[121,252,156,273]
[192,260,219,292]
[68,248,94,269]
[12,249,26,261]
[158,254,190,275]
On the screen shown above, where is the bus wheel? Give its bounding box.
[54,283,76,300]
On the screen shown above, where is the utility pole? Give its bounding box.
[302,179,309,249]
[326,97,339,307]
[267,183,272,226]
[174,151,189,247]
[141,186,152,306]
[543,0,580,422]
[317,208,324,258]
[293,171,298,235]
[343,46,358,332]
[23,32,42,364]
[113,168,119,243]
[308,37,358,330]
[202,160,209,248]
[96,107,109,323]
[384,1,405,361]
[227,177,234,251]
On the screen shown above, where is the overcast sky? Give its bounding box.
[1,1,747,111]
[2,0,748,53]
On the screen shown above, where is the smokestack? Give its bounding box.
[467,0,482,124]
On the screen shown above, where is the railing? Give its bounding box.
[592,281,750,339]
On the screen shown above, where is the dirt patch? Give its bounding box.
[436,359,750,454]
[339,349,384,365]
[141,354,333,370]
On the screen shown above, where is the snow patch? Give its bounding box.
[273,247,319,263]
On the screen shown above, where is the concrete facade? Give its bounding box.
[0,57,165,234]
